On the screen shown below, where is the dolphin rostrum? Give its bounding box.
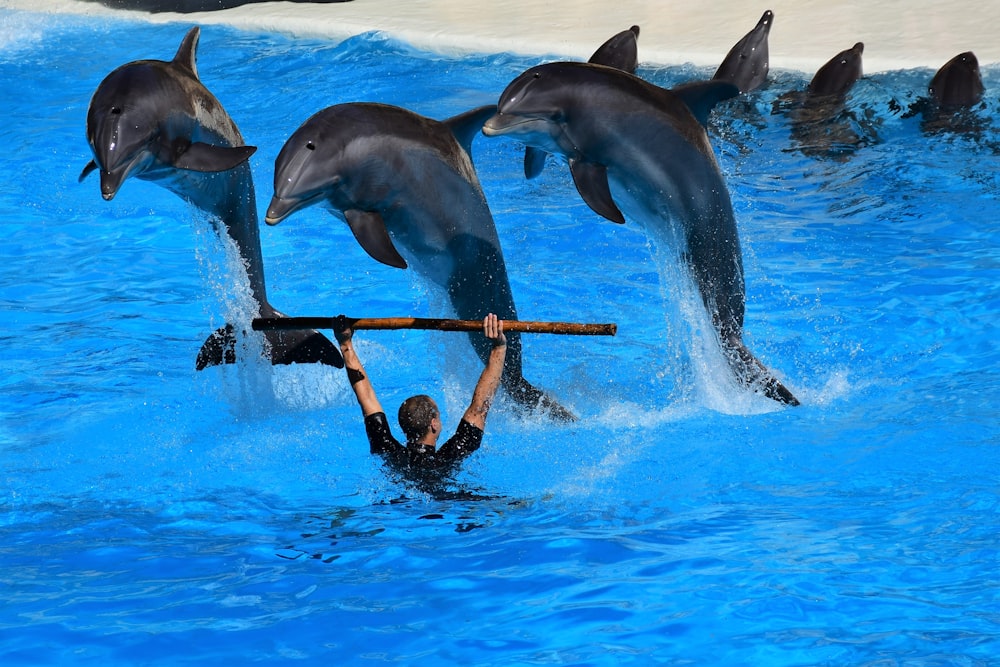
[81,26,341,370]
[713,10,774,93]
[265,102,574,419]
[483,62,799,406]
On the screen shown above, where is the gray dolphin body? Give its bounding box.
[929,51,985,109]
[524,24,640,180]
[265,102,573,419]
[483,62,799,406]
[780,42,865,159]
[713,10,773,93]
[81,27,340,370]
[808,42,864,99]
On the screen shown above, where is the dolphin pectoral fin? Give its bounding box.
[444,105,499,158]
[569,160,626,224]
[196,323,344,370]
[672,80,741,128]
[524,147,548,179]
[79,160,98,183]
[725,339,800,406]
[166,141,257,172]
[344,209,408,269]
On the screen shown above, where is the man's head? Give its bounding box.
[398,394,440,444]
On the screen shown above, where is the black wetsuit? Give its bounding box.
[364,412,483,476]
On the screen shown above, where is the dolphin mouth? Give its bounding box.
[265,193,325,225]
[264,195,299,225]
[99,169,128,201]
[482,113,534,136]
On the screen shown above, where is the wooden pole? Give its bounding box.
[252,316,616,336]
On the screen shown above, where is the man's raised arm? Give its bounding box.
[462,313,507,430]
[334,316,384,419]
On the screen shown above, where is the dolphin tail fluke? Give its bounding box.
[504,376,578,422]
[444,105,499,158]
[196,324,344,370]
[725,340,800,406]
[672,80,741,128]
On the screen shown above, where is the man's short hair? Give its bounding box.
[398,394,437,442]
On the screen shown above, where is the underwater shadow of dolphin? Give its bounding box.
[483,62,799,406]
[265,102,574,420]
[80,26,341,370]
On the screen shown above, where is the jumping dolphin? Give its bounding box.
[929,51,985,109]
[713,10,773,93]
[524,24,641,179]
[265,102,574,419]
[483,62,799,406]
[80,26,341,370]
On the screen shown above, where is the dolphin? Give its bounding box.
[929,51,985,109]
[265,102,574,419]
[713,10,774,93]
[524,24,641,179]
[901,51,987,134]
[483,62,799,406]
[775,42,866,160]
[80,26,341,370]
[808,42,864,99]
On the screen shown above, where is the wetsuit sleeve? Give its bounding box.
[364,412,404,458]
[436,419,484,464]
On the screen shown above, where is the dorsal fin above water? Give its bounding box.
[173,26,201,79]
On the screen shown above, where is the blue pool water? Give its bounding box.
[2,9,999,665]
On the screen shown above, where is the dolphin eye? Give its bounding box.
[110,106,122,115]
[305,141,316,151]
[533,72,541,79]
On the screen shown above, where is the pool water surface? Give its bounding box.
[1,10,998,665]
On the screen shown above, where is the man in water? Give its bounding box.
[333,314,507,476]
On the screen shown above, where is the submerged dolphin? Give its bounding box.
[265,102,573,419]
[81,27,341,370]
[713,10,774,93]
[808,42,864,99]
[524,24,641,180]
[929,51,985,109]
[776,42,866,160]
[902,51,986,135]
[483,62,799,406]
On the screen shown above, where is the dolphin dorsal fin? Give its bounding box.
[173,26,201,79]
[445,105,498,157]
[672,80,740,128]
